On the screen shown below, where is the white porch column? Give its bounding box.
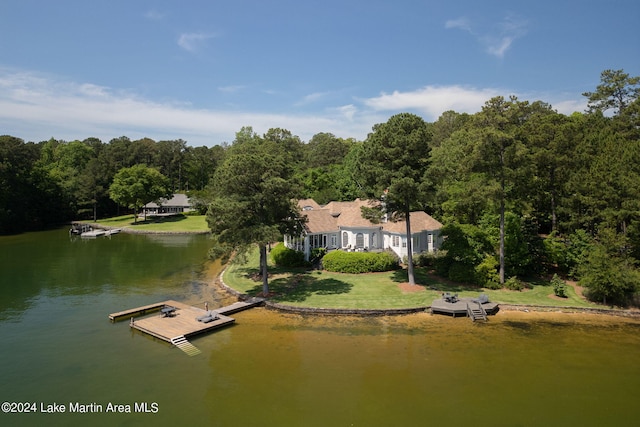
[304,236,310,261]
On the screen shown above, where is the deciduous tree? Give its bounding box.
[109,164,171,222]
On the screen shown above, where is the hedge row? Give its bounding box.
[322,250,399,273]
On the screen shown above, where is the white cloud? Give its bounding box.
[485,36,514,58]
[552,99,587,115]
[487,15,528,58]
[446,14,528,58]
[445,17,471,32]
[144,9,166,21]
[529,93,587,116]
[78,83,110,97]
[295,91,331,106]
[363,85,504,119]
[0,70,363,145]
[177,32,215,53]
[218,85,246,93]
[364,85,587,120]
[0,69,588,147]
[336,104,357,121]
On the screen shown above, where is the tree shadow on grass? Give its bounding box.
[244,272,353,303]
[390,267,482,293]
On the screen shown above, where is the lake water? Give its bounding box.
[1,228,639,427]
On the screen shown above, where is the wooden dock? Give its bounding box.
[431,297,499,320]
[109,298,265,345]
[128,300,235,343]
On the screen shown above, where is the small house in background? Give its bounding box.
[142,194,193,216]
[284,198,443,261]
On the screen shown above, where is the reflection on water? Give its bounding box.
[142,233,200,247]
[0,228,639,427]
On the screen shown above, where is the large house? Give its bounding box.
[285,198,443,261]
[142,193,193,216]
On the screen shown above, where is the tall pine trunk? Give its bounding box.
[499,196,505,285]
[499,165,506,285]
[550,167,557,232]
[499,144,507,286]
[259,244,269,296]
[404,206,415,286]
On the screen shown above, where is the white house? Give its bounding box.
[285,198,443,261]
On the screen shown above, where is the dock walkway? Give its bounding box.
[109,302,167,321]
[213,298,265,316]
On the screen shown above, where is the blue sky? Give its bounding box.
[1,0,638,147]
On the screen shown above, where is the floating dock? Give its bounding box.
[109,298,264,345]
[81,229,106,238]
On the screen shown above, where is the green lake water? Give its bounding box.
[1,228,639,427]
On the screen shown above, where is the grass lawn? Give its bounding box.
[223,246,601,310]
[87,214,209,233]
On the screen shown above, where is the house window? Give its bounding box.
[393,235,399,247]
[343,232,348,248]
[402,237,407,248]
[356,233,364,248]
[331,234,337,248]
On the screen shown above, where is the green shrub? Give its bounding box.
[475,254,500,289]
[447,262,476,283]
[415,250,447,268]
[484,280,502,290]
[433,250,452,276]
[577,229,640,305]
[551,273,568,298]
[270,242,306,268]
[434,222,494,283]
[323,250,399,273]
[310,247,327,260]
[505,276,524,291]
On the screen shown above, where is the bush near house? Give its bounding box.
[322,250,399,274]
[505,276,525,291]
[414,250,447,268]
[270,242,307,268]
[475,254,501,289]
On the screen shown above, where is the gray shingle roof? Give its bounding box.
[144,193,191,208]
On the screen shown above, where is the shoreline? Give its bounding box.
[71,221,210,235]
[213,264,640,320]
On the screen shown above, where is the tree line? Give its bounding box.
[1,69,639,304]
[0,136,225,232]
